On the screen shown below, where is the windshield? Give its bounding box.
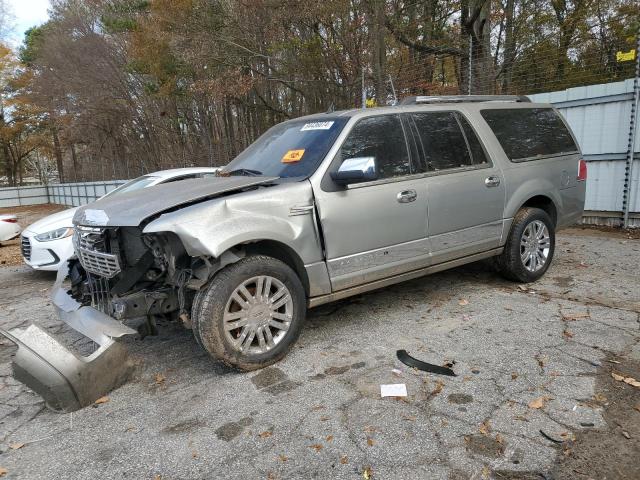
[222,117,348,178]
[102,175,159,198]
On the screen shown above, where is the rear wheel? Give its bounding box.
[196,255,306,370]
[496,207,555,283]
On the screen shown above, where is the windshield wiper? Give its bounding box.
[222,168,263,177]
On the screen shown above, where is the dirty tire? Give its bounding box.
[496,207,555,283]
[191,288,207,348]
[196,255,306,371]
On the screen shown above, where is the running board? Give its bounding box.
[308,247,502,308]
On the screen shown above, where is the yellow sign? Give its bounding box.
[616,49,636,62]
[281,149,305,163]
[365,98,377,108]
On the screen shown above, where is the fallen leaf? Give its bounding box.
[94,396,109,405]
[259,431,272,439]
[267,472,276,480]
[309,444,323,452]
[634,404,640,413]
[528,396,552,409]
[311,405,325,411]
[340,455,348,464]
[402,414,416,421]
[326,435,334,442]
[278,454,288,462]
[367,437,375,447]
[622,431,631,439]
[320,415,330,421]
[511,372,518,380]
[458,299,469,306]
[0,468,7,478]
[495,433,504,445]
[479,420,491,436]
[155,373,166,385]
[612,372,640,387]
[562,329,574,339]
[625,378,640,387]
[362,466,373,479]
[191,451,198,459]
[481,465,491,479]
[593,393,608,403]
[9,443,24,450]
[431,380,445,396]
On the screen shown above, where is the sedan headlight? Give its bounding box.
[35,227,74,242]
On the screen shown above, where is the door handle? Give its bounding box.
[397,189,417,203]
[485,176,501,187]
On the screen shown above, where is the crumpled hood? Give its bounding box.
[73,176,278,227]
[25,207,78,234]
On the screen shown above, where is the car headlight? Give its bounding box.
[34,227,74,242]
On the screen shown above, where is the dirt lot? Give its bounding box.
[0,227,638,479]
[0,205,67,267]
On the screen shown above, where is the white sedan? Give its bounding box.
[21,167,220,271]
[0,214,21,243]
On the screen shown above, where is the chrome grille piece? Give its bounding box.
[74,226,121,278]
[86,272,112,314]
[21,236,31,260]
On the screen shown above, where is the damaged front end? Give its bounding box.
[1,225,199,412]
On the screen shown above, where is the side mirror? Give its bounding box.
[330,157,377,185]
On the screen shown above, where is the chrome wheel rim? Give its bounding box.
[223,276,293,354]
[520,220,551,272]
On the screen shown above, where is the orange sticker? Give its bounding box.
[281,149,305,163]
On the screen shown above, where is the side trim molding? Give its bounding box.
[308,247,503,308]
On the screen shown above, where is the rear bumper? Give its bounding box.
[0,263,136,412]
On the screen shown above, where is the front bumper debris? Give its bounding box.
[0,262,136,412]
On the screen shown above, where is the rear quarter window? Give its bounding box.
[481,108,578,162]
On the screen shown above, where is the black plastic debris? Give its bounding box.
[396,350,457,377]
[539,429,565,444]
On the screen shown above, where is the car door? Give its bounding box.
[407,110,505,264]
[314,114,429,291]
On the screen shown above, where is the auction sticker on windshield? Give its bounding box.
[282,149,305,163]
[300,121,334,131]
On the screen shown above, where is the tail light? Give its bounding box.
[577,159,587,181]
[1,218,17,223]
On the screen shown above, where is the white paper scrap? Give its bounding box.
[380,384,407,397]
[301,121,334,131]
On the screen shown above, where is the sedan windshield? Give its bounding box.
[103,176,159,198]
[222,117,348,178]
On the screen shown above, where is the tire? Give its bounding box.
[196,255,306,371]
[190,288,206,348]
[496,207,555,283]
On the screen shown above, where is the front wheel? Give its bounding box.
[496,207,555,283]
[195,255,306,370]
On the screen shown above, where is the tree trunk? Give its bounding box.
[50,116,65,183]
[501,0,516,93]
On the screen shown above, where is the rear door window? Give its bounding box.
[480,108,578,161]
[339,114,411,179]
[410,112,473,171]
[456,113,489,165]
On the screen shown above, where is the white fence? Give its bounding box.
[0,180,126,208]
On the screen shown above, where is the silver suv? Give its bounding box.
[2,96,586,410]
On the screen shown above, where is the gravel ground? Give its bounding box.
[0,227,638,479]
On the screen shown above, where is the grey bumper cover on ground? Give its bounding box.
[0,264,136,411]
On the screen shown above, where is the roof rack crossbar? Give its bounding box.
[399,95,530,105]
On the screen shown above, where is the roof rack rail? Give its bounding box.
[399,95,530,105]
